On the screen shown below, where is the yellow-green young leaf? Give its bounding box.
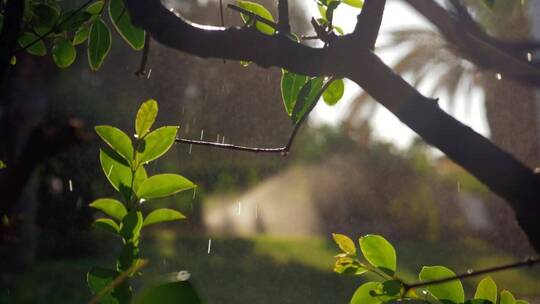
[18,32,47,56]
[236,0,275,35]
[419,266,464,304]
[143,208,186,227]
[135,99,158,138]
[332,233,356,255]
[120,210,143,242]
[359,234,397,276]
[87,267,132,303]
[343,0,363,8]
[137,174,195,200]
[281,70,308,116]
[318,5,327,19]
[134,281,202,304]
[89,198,127,221]
[88,18,111,71]
[500,291,516,304]
[94,218,120,234]
[73,25,91,45]
[86,0,105,14]
[95,125,134,164]
[136,126,178,165]
[0,160,6,169]
[109,0,145,50]
[322,78,345,106]
[99,148,133,200]
[474,277,497,303]
[350,282,382,304]
[52,38,76,68]
[10,56,16,65]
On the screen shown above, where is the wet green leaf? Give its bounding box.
[99,148,132,199]
[88,18,112,71]
[143,208,186,227]
[95,125,134,164]
[87,267,132,304]
[419,266,464,304]
[281,70,308,116]
[90,198,127,221]
[52,37,76,68]
[500,290,516,304]
[236,0,275,35]
[136,126,178,165]
[135,99,158,139]
[291,77,323,123]
[359,234,397,276]
[137,174,195,200]
[350,282,382,304]
[343,0,363,8]
[18,32,47,56]
[332,233,356,255]
[322,78,345,106]
[109,0,145,50]
[119,210,143,242]
[94,218,120,234]
[86,0,105,14]
[474,277,497,303]
[135,281,202,304]
[60,9,92,32]
[73,24,91,45]
[33,3,60,35]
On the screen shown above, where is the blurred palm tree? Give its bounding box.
[346,0,539,167]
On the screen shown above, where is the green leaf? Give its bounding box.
[136,126,178,165]
[133,165,148,193]
[500,291,516,304]
[143,208,186,227]
[474,277,497,303]
[236,0,275,35]
[332,233,356,255]
[60,10,92,32]
[350,282,382,304]
[137,174,195,200]
[88,18,112,71]
[73,24,91,45]
[117,242,139,272]
[333,256,367,275]
[516,300,529,304]
[135,99,158,139]
[90,198,127,221]
[359,234,397,276]
[109,0,146,50]
[18,32,46,56]
[419,266,465,304]
[343,0,364,8]
[0,160,6,169]
[291,77,324,123]
[134,281,202,304]
[33,3,60,35]
[119,210,143,242]
[323,78,345,106]
[99,148,132,199]
[94,218,120,234]
[95,125,134,164]
[87,267,132,304]
[52,38,76,68]
[86,0,105,14]
[281,70,308,116]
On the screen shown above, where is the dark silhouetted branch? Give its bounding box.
[403,257,539,291]
[277,0,291,33]
[353,0,386,50]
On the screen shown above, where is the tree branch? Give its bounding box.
[353,0,386,50]
[124,0,540,253]
[403,257,539,291]
[277,0,291,34]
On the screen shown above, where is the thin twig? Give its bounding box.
[16,0,95,53]
[175,77,337,155]
[136,34,151,77]
[403,257,539,291]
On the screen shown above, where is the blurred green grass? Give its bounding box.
[1,231,538,303]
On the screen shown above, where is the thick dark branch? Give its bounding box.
[353,0,386,50]
[277,0,290,33]
[0,0,24,86]
[404,257,539,291]
[136,34,151,77]
[124,0,540,253]
[404,0,540,87]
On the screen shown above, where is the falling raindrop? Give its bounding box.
[163,258,167,265]
[189,144,193,154]
[107,165,114,178]
[457,181,461,193]
[216,134,220,142]
[207,239,212,254]
[76,197,82,208]
[238,202,242,215]
[496,73,502,80]
[222,136,226,144]
[534,167,540,174]
[192,186,197,200]
[200,129,204,140]
[146,69,153,79]
[68,179,73,192]
[467,269,473,274]
[421,290,428,295]
[527,52,533,62]
[255,204,258,219]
